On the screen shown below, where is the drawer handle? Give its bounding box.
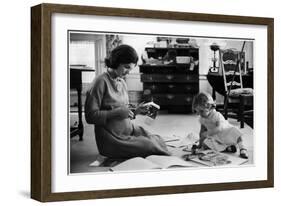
[143,89,151,95]
[167,95,174,99]
[166,75,174,80]
[185,97,192,102]
[168,84,174,89]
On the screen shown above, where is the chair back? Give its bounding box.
[220,48,243,94]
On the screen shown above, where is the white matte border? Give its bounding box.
[52,13,268,193]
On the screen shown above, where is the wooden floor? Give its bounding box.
[70,112,254,174]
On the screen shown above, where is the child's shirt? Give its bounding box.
[199,109,230,132]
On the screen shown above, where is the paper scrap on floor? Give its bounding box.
[89,156,107,167]
[164,133,199,148]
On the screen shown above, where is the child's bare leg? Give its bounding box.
[199,132,209,150]
[237,136,248,159]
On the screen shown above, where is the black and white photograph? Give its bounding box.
[68,31,254,174]
[30,3,274,202]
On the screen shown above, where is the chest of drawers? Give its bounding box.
[140,47,199,113]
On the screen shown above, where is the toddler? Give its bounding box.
[192,92,248,159]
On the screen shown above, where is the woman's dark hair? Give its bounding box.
[104,44,139,69]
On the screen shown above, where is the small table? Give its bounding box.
[70,67,95,141]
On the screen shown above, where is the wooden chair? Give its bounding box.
[220,44,253,128]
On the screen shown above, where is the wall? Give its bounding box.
[70,33,107,83]
[1,0,279,206]
[123,35,156,91]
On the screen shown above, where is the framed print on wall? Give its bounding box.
[31,3,274,202]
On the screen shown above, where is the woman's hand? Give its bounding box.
[134,102,149,115]
[110,106,135,119]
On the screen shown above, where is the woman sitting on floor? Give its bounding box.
[84,44,170,159]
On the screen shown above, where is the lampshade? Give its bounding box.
[203,39,227,49]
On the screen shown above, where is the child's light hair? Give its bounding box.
[192,92,216,112]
